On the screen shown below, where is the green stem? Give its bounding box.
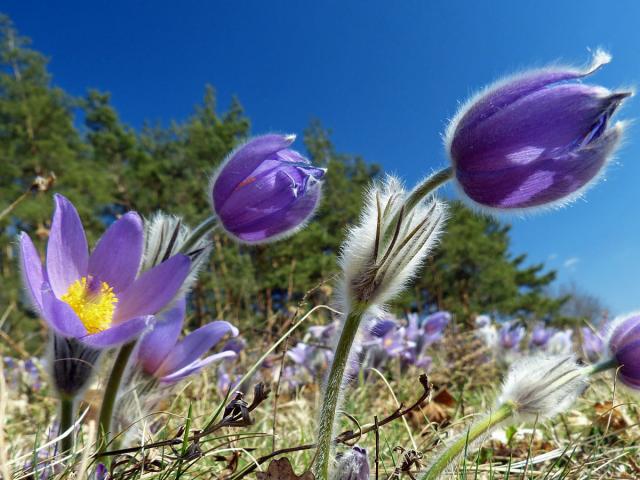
[384,167,453,240]
[584,357,618,376]
[97,341,135,454]
[314,306,367,479]
[420,401,515,480]
[59,396,75,455]
[179,215,218,254]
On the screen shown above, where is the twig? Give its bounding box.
[272,336,289,452]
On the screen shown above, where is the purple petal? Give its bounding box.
[456,124,622,209]
[113,254,190,323]
[136,298,185,375]
[41,284,88,338]
[230,181,321,242]
[160,351,237,383]
[156,320,238,377]
[19,233,45,312]
[46,194,89,297]
[452,55,610,140]
[88,212,143,293]
[453,86,624,171]
[212,134,295,211]
[81,316,151,348]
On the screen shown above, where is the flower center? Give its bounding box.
[60,276,118,334]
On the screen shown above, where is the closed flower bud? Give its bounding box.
[498,354,587,420]
[50,335,101,397]
[210,134,325,243]
[606,312,640,389]
[446,50,631,212]
[333,445,370,480]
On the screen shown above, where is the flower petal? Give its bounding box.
[88,212,143,293]
[212,134,295,212]
[136,298,185,375]
[113,254,190,323]
[41,283,88,338]
[81,316,151,348]
[160,351,237,383]
[19,233,45,312]
[46,194,89,297]
[156,320,238,377]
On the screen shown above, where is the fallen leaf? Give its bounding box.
[256,458,315,480]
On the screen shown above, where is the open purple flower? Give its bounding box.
[446,51,630,212]
[606,313,640,389]
[499,322,526,350]
[136,298,238,383]
[210,134,326,243]
[20,194,191,348]
[530,323,556,349]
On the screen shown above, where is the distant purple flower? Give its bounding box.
[530,323,556,348]
[499,322,526,350]
[422,311,450,344]
[475,315,491,328]
[287,342,312,365]
[369,317,399,338]
[95,463,108,480]
[582,327,604,362]
[547,329,574,355]
[446,51,630,212]
[607,314,640,389]
[308,322,338,341]
[210,134,326,243]
[136,298,238,383]
[19,194,191,348]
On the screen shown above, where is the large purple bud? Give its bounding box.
[607,314,640,389]
[211,134,326,243]
[446,51,631,211]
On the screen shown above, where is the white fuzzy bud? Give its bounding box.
[498,354,587,421]
[142,211,211,298]
[339,175,446,310]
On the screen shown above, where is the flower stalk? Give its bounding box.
[178,215,218,256]
[97,340,136,453]
[315,305,367,479]
[59,396,75,454]
[421,401,515,480]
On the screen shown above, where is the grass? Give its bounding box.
[1,314,639,479]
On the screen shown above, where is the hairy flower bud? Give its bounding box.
[210,134,325,243]
[606,312,640,389]
[333,445,370,480]
[498,354,587,420]
[446,50,630,212]
[50,335,101,397]
[340,175,446,310]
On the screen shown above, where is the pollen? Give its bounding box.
[60,277,118,334]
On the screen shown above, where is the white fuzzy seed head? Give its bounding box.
[498,354,587,421]
[338,175,447,311]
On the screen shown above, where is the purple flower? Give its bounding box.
[582,326,604,362]
[530,323,556,348]
[19,194,191,348]
[210,134,325,243]
[422,311,451,344]
[446,51,630,212]
[607,314,640,388]
[335,445,370,480]
[547,329,574,355]
[135,298,238,383]
[499,322,526,350]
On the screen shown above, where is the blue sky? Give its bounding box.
[4,0,640,315]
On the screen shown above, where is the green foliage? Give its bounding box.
[0,15,573,354]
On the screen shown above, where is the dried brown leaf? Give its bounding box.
[256,458,315,480]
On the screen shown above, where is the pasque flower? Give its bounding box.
[606,313,640,388]
[582,326,604,362]
[333,445,370,480]
[210,134,326,243]
[135,298,238,383]
[530,323,555,348]
[19,194,191,349]
[446,51,631,211]
[499,322,526,350]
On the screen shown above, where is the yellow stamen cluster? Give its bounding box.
[60,277,118,334]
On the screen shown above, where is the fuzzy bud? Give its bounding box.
[333,445,370,480]
[50,334,101,398]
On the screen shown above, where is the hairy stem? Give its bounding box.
[584,356,618,376]
[59,396,75,454]
[420,401,515,480]
[314,306,366,479]
[97,341,135,454]
[179,215,218,254]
